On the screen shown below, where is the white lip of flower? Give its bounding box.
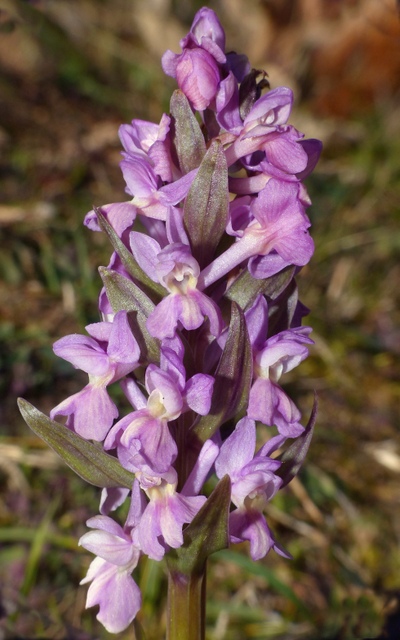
[263,111,276,126]
[88,371,115,387]
[269,362,284,383]
[147,389,168,419]
[130,195,153,209]
[243,492,268,511]
[253,359,284,384]
[164,263,199,295]
[145,477,177,501]
[147,389,181,421]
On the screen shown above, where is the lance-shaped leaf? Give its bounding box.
[166,475,231,576]
[183,140,228,269]
[100,267,160,363]
[95,207,164,299]
[17,399,135,489]
[224,265,295,311]
[192,303,252,442]
[170,90,206,175]
[276,394,317,488]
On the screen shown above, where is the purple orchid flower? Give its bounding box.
[120,155,196,221]
[131,438,218,561]
[225,196,299,278]
[133,467,206,560]
[172,48,222,112]
[245,295,314,436]
[215,417,287,560]
[220,86,322,190]
[182,7,226,58]
[119,113,178,183]
[79,515,142,633]
[224,86,298,157]
[198,178,314,290]
[162,8,227,111]
[50,311,140,440]
[79,481,146,632]
[104,347,214,475]
[162,7,253,121]
[84,201,137,236]
[130,233,224,339]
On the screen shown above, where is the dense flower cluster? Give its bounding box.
[49,8,321,632]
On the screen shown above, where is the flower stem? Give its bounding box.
[166,564,206,640]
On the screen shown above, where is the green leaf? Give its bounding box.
[170,90,206,174]
[17,399,135,488]
[95,207,164,299]
[166,475,231,575]
[183,140,228,269]
[276,394,317,488]
[224,265,296,311]
[192,303,252,442]
[99,267,160,363]
[21,498,60,597]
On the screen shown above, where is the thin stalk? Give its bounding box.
[166,564,206,640]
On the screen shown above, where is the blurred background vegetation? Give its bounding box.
[0,0,399,638]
